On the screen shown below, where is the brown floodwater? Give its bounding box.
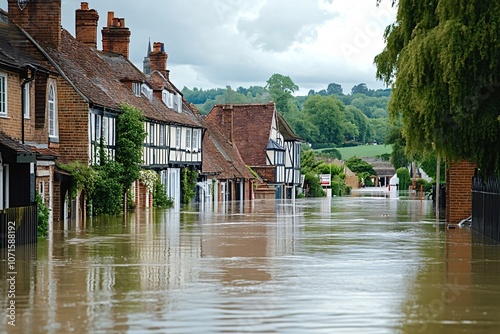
[1,190,500,333]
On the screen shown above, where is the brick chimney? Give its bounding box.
[8,0,61,49]
[101,11,131,59]
[150,42,169,77]
[75,2,99,48]
[222,105,234,143]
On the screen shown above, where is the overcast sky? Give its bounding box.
[1,0,396,95]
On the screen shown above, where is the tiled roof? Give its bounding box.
[0,15,53,72]
[0,131,33,154]
[206,103,276,166]
[44,29,202,128]
[277,112,303,141]
[201,117,254,180]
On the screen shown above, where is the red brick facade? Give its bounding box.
[102,12,131,59]
[8,0,61,49]
[75,2,99,48]
[446,160,477,224]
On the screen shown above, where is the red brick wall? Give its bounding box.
[2,72,23,139]
[56,79,90,163]
[135,181,152,208]
[75,2,99,48]
[8,0,61,49]
[446,160,477,224]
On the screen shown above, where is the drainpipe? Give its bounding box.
[21,65,37,144]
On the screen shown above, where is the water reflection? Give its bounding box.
[1,194,499,333]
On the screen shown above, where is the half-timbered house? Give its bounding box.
[4,0,203,225]
[206,103,300,199]
[200,115,255,204]
[143,41,204,207]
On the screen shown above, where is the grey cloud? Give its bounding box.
[237,0,334,52]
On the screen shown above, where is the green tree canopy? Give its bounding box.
[375,0,500,174]
[303,95,347,146]
[266,73,299,113]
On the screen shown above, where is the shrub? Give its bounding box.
[37,192,49,238]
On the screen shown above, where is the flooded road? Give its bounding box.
[2,192,500,333]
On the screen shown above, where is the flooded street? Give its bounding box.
[2,192,500,333]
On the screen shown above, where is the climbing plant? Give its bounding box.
[181,168,198,204]
[116,103,147,209]
[36,192,49,238]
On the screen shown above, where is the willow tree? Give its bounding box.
[375,0,500,174]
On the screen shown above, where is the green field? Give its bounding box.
[317,144,392,160]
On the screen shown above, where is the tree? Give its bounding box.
[266,73,299,113]
[302,95,347,146]
[375,0,500,174]
[351,83,370,95]
[327,83,344,96]
[116,104,147,210]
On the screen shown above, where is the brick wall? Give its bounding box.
[75,2,99,48]
[135,181,152,208]
[446,160,477,224]
[56,79,90,163]
[8,0,61,49]
[2,72,23,139]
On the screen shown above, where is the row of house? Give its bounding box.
[0,0,302,233]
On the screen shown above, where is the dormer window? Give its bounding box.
[132,82,141,97]
[161,89,175,109]
[141,84,153,102]
[173,94,182,113]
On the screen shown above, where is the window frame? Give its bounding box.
[23,81,30,119]
[48,83,58,139]
[0,73,7,116]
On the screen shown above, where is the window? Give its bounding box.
[173,93,179,111]
[48,84,58,138]
[23,82,30,118]
[159,124,165,146]
[175,127,181,148]
[95,115,101,141]
[150,123,155,144]
[185,128,192,151]
[192,129,199,152]
[0,73,7,116]
[132,82,141,97]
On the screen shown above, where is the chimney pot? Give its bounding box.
[81,2,88,10]
[107,11,114,27]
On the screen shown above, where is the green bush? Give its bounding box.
[304,172,325,197]
[36,192,49,238]
[154,181,174,208]
[91,161,123,215]
[396,167,411,191]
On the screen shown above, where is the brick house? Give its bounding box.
[0,8,57,229]
[200,115,255,203]
[206,103,301,199]
[4,0,204,226]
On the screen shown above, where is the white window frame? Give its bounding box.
[0,73,7,116]
[185,128,192,151]
[23,81,30,119]
[175,127,181,148]
[48,83,58,139]
[150,123,155,145]
[132,82,141,97]
[159,124,165,146]
[192,129,199,152]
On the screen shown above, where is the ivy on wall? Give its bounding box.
[181,168,198,205]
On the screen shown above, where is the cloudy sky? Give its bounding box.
[1,0,396,95]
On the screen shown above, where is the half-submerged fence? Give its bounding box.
[472,174,500,242]
[0,205,38,249]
